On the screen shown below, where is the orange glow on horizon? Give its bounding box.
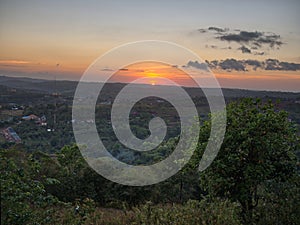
[214,71,300,91]
[109,62,197,86]
[0,59,299,91]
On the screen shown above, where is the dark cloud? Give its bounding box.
[257,34,283,48]
[244,60,262,70]
[244,60,262,67]
[200,58,300,72]
[265,59,300,71]
[119,68,129,71]
[198,26,228,34]
[238,46,251,54]
[208,26,228,33]
[265,59,280,70]
[186,60,209,71]
[210,60,219,67]
[218,31,283,49]
[278,62,300,71]
[196,27,284,55]
[219,59,246,71]
[205,60,218,69]
[219,31,262,43]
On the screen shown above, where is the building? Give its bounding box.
[22,114,47,126]
[2,127,21,143]
[22,114,39,121]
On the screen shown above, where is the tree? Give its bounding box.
[198,98,299,222]
[53,144,98,202]
[0,147,58,225]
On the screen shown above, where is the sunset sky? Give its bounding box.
[0,0,299,91]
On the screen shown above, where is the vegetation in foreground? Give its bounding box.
[1,98,299,224]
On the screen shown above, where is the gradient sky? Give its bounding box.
[0,0,299,91]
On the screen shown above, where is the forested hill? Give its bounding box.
[1,75,299,99]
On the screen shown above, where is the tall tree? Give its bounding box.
[197,99,299,222]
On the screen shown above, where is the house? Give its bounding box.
[40,115,46,122]
[22,114,39,121]
[2,127,21,143]
[22,114,48,126]
[37,115,47,126]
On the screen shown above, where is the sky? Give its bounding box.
[0,0,300,91]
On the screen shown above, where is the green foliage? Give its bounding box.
[56,198,100,225]
[1,98,299,224]
[49,144,99,202]
[50,199,241,225]
[198,98,299,222]
[254,175,300,225]
[0,148,58,225]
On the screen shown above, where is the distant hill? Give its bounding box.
[0,75,299,100]
[0,76,77,94]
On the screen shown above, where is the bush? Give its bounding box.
[0,150,58,225]
[132,199,241,225]
[254,178,300,225]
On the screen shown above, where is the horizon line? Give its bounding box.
[0,74,299,94]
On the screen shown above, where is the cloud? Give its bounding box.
[219,59,246,71]
[0,64,28,68]
[244,59,262,67]
[218,31,283,49]
[185,60,209,71]
[0,60,30,64]
[265,59,300,71]
[198,26,229,34]
[195,27,284,55]
[0,60,33,69]
[202,58,300,72]
[244,60,262,70]
[206,60,219,69]
[219,31,261,43]
[238,46,251,54]
[208,26,228,33]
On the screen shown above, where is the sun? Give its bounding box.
[151,81,156,86]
